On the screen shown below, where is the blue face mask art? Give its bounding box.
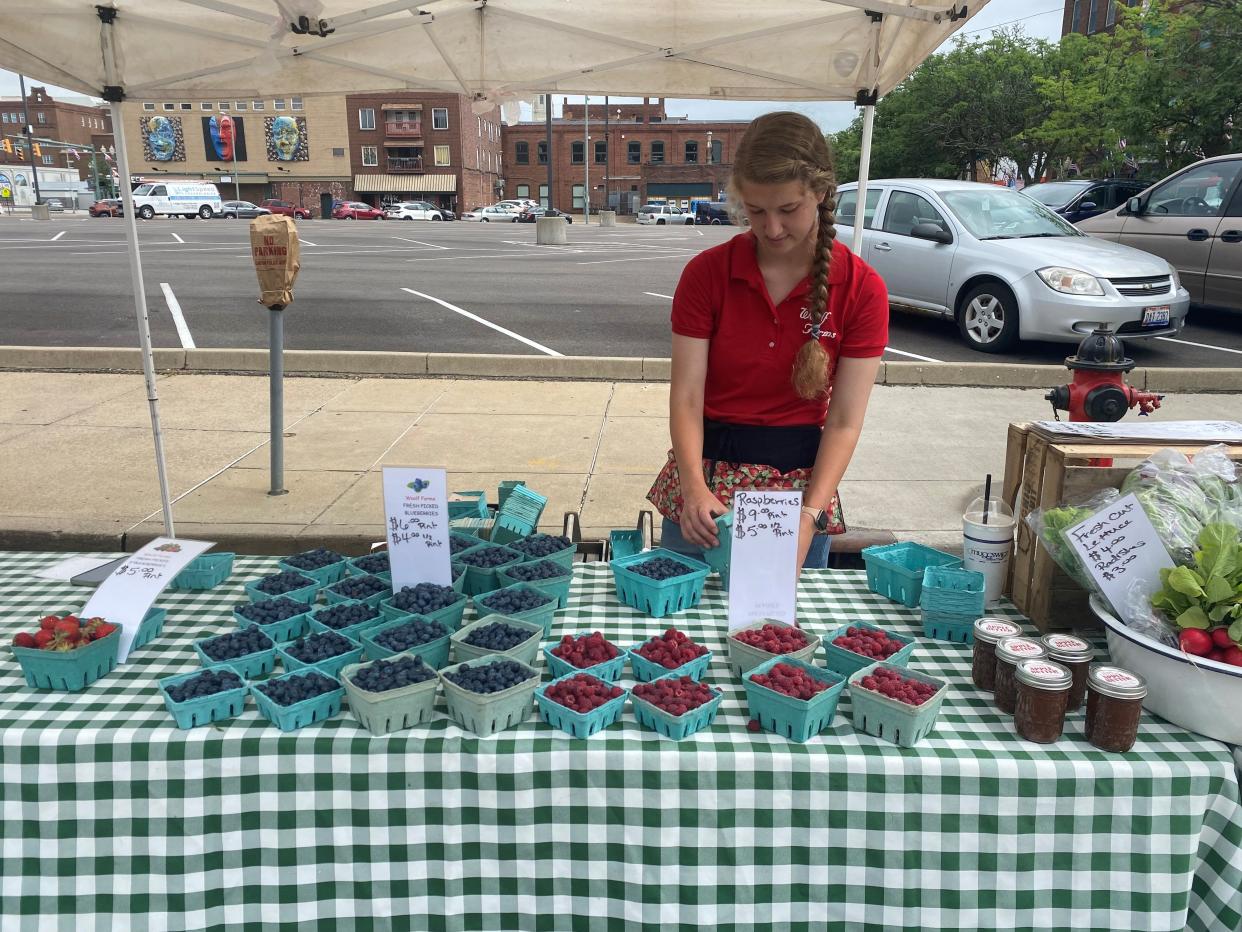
[146,116,175,161]
[271,116,301,161]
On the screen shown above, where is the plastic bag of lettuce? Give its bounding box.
[1026,488,1120,589]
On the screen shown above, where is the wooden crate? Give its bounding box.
[1003,423,1242,632]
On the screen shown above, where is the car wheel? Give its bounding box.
[138,205,154,220]
[224,212,236,220]
[957,282,1020,353]
[482,217,489,222]
[657,218,665,225]
[346,215,356,220]
[431,214,442,221]
[198,205,213,219]
[711,218,722,225]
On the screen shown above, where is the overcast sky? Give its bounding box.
[0,0,1063,132]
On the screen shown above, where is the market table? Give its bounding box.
[1,552,1239,932]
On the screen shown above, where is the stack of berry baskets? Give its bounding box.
[627,627,712,682]
[508,532,576,569]
[450,614,544,666]
[169,552,235,591]
[455,542,527,596]
[233,596,314,643]
[741,656,847,742]
[346,550,392,584]
[497,558,573,609]
[359,614,453,669]
[251,668,346,732]
[535,671,629,738]
[700,511,733,586]
[308,599,387,642]
[447,489,489,520]
[158,665,250,729]
[630,674,724,740]
[275,629,365,679]
[380,581,468,633]
[726,618,821,677]
[489,485,548,545]
[242,570,321,607]
[847,661,950,748]
[544,631,628,681]
[918,564,987,643]
[340,652,441,736]
[823,622,917,677]
[610,548,711,619]
[860,541,961,608]
[278,548,349,586]
[322,573,391,609]
[10,613,125,691]
[193,625,278,678]
[471,582,558,636]
[438,653,542,737]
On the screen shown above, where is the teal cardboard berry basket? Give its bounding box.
[451,615,544,666]
[509,533,576,569]
[455,543,527,596]
[489,486,548,545]
[379,588,468,632]
[233,601,313,643]
[243,573,320,606]
[630,678,724,741]
[169,552,235,591]
[822,622,917,677]
[610,549,711,619]
[340,654,440,736]
[534,672,628,738]
[861,542,961,608]
[742,656,847,743]
[448,490,489,520]
[130,606,168,653]
[725,618,821,677]
[251,670,345,732]
[438,653,541,738]
[627,638,713,683]
[278,550,348,587]
[543,631,628,682]
[359,615,453,668]
[471,582,558,636]
[158,665,250,729]
[322,574,391,608]
[345,552,392,584]
[497,559,574,609]
[276,635,365,680]
[847,661,949,748]
[919,565,986,643]
[193,630,277,679]
[307,600,387,643]
[13,627,121,692]
[701,511,733,586]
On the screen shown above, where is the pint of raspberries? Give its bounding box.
[857,667,939,706]
[632,676,715,718]
[551,631,621,669]
[831,626,906,660]
[749,662,830,701]
[732,623,808,655]
[634,627,707,669]
[544,674,624,713]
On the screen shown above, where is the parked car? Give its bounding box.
[43,197,66,211]
[694,202,734,225]
[385,200,449,221]
[461,205,517,222]
[220,200,271,219]
[332,201,386,220]
[517,207,573,224]
[260,199,312,220]
[1021,178,1149,225]
[637,204,694,225]
[835,178,1189,353]
[88,198,123,218]
[439,208,457,221]
[1077,154,1242,312]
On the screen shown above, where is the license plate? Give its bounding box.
[1142,305,1171,327]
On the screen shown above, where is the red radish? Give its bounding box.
[1210,627,1234,649]
[1179,629,1214,656]
[1222,647,1242,666]
[1208,648,1227,662]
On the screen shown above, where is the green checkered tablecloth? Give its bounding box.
[1,552,1239,932]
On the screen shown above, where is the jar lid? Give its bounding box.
[1014,658,1072,690]
[1088,664,1147,699]
[973,617,1023,644]
[996,637,1047,663]
[1040,633,1094,662]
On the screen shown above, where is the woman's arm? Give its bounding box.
[671,333,728,548]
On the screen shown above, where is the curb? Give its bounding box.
[1,346,1240,392]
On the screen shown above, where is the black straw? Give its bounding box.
[982,474,992,525]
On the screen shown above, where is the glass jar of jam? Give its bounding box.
[971,618,1023,691]
[1040,633,1094,712]
[993,637,1047,715]
[1013,659,1072,743]
[1084,665,1147,753]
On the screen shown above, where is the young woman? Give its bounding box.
[647,111,889,570]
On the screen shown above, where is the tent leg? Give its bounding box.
[109,102,176,538]
[852,103,876,256]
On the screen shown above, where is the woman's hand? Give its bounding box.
[680,484,728,549]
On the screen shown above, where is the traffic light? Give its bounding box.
[0,139,11,155]
[31,143,41,158]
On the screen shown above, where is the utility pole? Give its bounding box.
[603,95,609,212]
[18,74,42,204]
[544,92,553,210]
[583,95,590,224]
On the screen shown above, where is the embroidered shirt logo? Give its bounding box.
[799,306,837,341]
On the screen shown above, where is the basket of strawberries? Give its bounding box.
[11,614,122,691]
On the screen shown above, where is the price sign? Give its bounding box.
[382,466,452,591]
[727,490,802,631]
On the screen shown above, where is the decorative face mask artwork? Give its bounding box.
[141,115,184,162]
[266,115,308,161]
[203,115,247,161]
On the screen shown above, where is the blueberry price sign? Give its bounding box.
[727,490,803,631]
[382,466,452,591]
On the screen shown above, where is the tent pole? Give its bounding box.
[852,102,875,256]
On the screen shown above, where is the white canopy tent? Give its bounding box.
[0,0,987,535]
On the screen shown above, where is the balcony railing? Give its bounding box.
[385,121,422,137]
[388,156,425,172]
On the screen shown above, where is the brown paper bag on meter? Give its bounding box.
[250,214,301,307]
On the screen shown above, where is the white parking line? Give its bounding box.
[884,346,941,362]
[644,292,675,299]
[391,236,447,249]
[401,288,562,356]
[159,283,196,349]
[578,253,694,266]
[298,238,318,247]
[1156,336,1242,356]
[170,232,184,243]
[50,231,66,241]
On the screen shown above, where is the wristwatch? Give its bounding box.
[801,506,829,533]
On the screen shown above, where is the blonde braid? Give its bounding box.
[791,196,837,400]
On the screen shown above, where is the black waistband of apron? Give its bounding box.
[702,418,822,474]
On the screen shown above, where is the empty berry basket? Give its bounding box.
[742,656,847,743]
[359,615,453,669]
[610,549,711,619]
[128,606,168,653]
[448,489,489,520]
[158,665,250,729]
[340,655,440,736]
[534,672,629,738]
[726,618,821,677]
[278,549,348,586]
[848,661,950,748]
[627,637,713,683]
[169,552,235,591]
[822,622,917,677]
[497,558,574,609]
[193,629,277,679]
[919,565,987,643]
[12,626,121,692]
[438,653,541,738]
[630,677,724,741]
[544,631,629,682]
[471,582,557,636]
[700,511,733,586]
[451,614,544,666]
[861,542,961,608]
[455,543,527,596]
[251,669,345,732]
[608,529,643,560]
[243,572,320,606]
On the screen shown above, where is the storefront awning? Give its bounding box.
[354,173,457,193]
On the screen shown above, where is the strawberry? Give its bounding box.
[12,632,37,648]
[93,623,118,640]
[53,618,80,641]
[39,614,61,630]
[33,629,55,649]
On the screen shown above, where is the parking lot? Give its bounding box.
[0,214,1239,366]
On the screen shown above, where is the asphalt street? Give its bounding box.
[1,213,1239,366]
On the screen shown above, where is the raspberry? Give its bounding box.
[635,627,708,669]
[632,676,715,717]
[732,623,808,655]
[750,663,830,700]
[544,673,624,713]
[747,718,761,732]
[551,631,621,669]
[831,626,905,660]
[856,667,938,706]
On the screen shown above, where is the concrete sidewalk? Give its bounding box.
[2,368,1239,556]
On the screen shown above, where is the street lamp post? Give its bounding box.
[583,95,589,225]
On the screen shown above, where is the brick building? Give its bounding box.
[0,85,112,193]
[503,98,748,214]
[345,92,503,213]
[1061,0,1170,36]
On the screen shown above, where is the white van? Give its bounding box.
[130,182,222,220]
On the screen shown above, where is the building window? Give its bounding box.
[1070,0,1081,30]
[359,108,375,130]
[649,116,662,123]
[143,102,155,111]
[291,96,303,111]
[711,139,723,164]
[537,141,548,165]
[177,103,190,111]
[571,141,584,164]
[273,99,286,110]
[163,102,176,111]
[234,101,247,111]
[594,140,607,163]
[572,183,585,208]
[476,146,481,168]
[516,184,530,197]
[81,116,86,125]
[650,141,665,163]
[684,140,698,163]
[1086,0,1098,33]
[1105,0,1116,25]
[515,141,529,164]
[539,183,549,208]
[362,146,378,167]
[331,147,345,157]
[251,100,264,111]
[432,108,448,130]
[627,141,641,164]
[434,145,450,166]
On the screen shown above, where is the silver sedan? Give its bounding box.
[835,179,1190,352]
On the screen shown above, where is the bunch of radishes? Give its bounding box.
[1178,627,1242,665]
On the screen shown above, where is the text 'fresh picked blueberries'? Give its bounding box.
[313,602,380,630]
[255,571,316,595]
[166,668,244,703]
[236,597,310,625]
[511,534,572,559]
[284,630,356,664]
[352,552,390,575]
[284,548,344,571]
[630,557,693,581]
[457,546,520,569]
[375,618,448,652]
[201,626,274,661]
[479,587,552,615]
[464,621,534,651]
[328,575,388,600]
[505,560,570,582]
[350,654,435,693]
[443,659,532,694]
[392,583,461,614]
[257,670,339,706]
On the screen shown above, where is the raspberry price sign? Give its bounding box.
[727,490,802,631]
[382,466,452,591]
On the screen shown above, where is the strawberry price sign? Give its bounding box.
[382,466,451,591]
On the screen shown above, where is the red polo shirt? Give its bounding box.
[671,231,889,426]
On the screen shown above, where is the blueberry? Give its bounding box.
[450,535,479,555]
[457,546,520,569]
[392,583,461,614]
[504,560,570,583]
[510,534,572,559]
[349,654,435,693]
[630,557,693,582]
[166,668,244,702]
[327,574,389,601]
[463,621,533,651]
[253,571,316,595]
[201,626,274,661]
[284,630,356,664]
[235,597,310,625]
[283,548,344,571]
[312,601,380,631]
[353,552,390,575]
[257,670,339,706]
[443,659,532,694]
[479,587,551,616]
[374,618,448,652]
